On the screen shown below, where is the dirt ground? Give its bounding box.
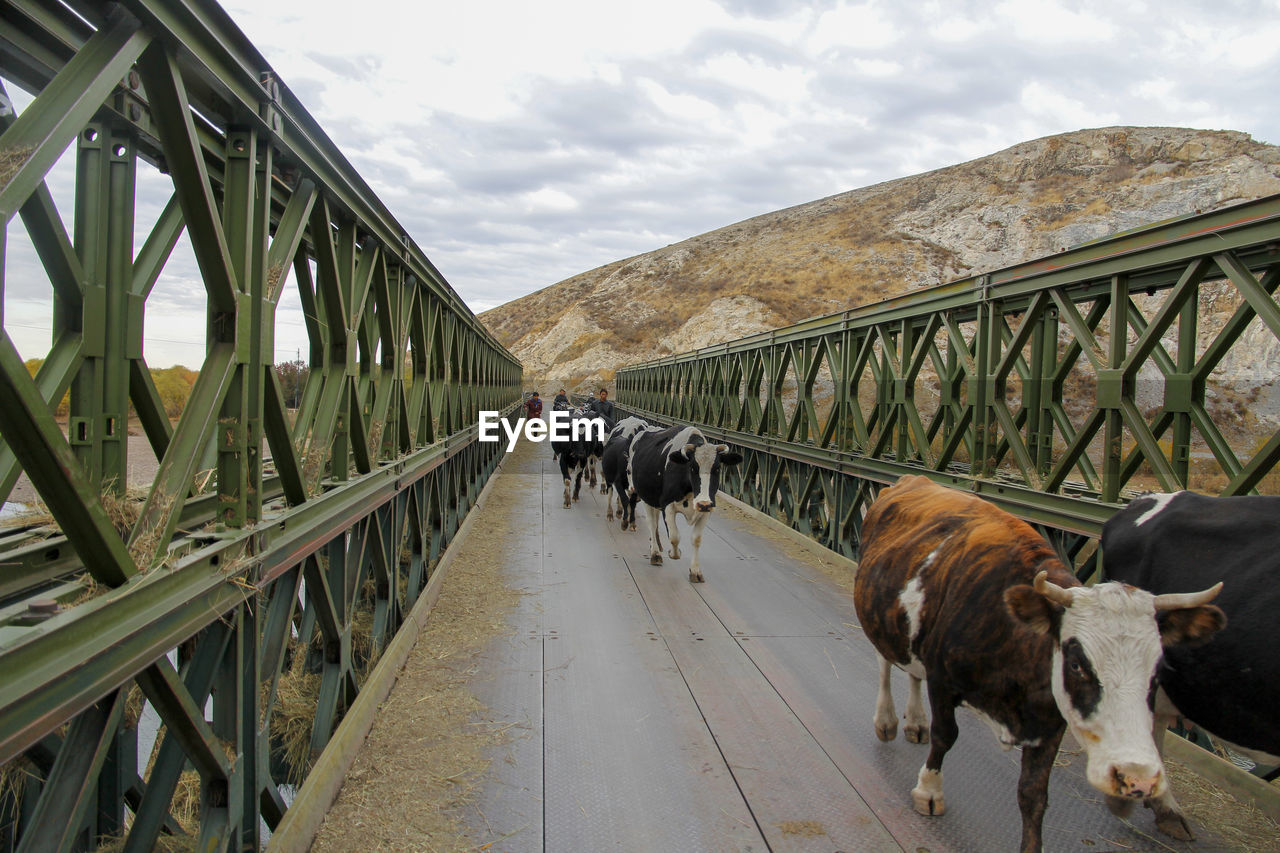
[6,424,162,508]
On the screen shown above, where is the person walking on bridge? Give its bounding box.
[524,391,543,421]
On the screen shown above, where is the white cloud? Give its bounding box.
[994,0,1117,43]
[808,3,901,53]
[1018,80,1119,130]
[522,187,580,213]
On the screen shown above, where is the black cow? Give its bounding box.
[627,425,742,582]
[550,412,611,508]
[600,417,654,529]
[1102,490,1274,839]
[856,475,1225,853]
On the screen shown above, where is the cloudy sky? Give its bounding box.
[6,0,1280,365]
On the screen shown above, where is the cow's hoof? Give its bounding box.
[1147,803,1194,840]
[668,549,681,560]
[689,570,704,583]
[629,523,637,531]
[1155,813,1194,841]
[904,724,929,744]
[874,720,898,742]
[911,788,945,817]
[649,554,663,565]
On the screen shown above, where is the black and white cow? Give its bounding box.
[627,425,742,582]
[549,418,585,509]
[577,412,613,491]
[855,475,1225,853]
[600,417,654,529]
[1102,490,1274,839]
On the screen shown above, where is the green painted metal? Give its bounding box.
[0,1,521,849]
[618,192,1280,571]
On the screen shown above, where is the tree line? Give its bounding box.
[24,358,311,420]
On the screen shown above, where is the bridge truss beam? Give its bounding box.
[618,194,1280,572]
[0,0,521,850]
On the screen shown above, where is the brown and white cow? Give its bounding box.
[854,475,1225,853]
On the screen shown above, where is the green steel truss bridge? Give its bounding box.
[2,0,1279,850]
[0,0,519,849]
[617,193,1280,573]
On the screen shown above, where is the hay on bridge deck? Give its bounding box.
[308,451,525,853]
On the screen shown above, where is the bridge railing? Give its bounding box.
[617,192,1280,571]
[0,0,520,849]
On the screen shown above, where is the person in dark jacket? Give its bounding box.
[524,392,543,420]
[553,388,570,410]
[587,388,615,420]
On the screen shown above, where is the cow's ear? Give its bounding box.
[1157,605,1225,647]
[1005,585,1062,635]
[719,450,743,466]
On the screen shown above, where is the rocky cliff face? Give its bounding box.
[480,127,1280,391]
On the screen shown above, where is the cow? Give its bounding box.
[1101,490,1278,840]
[627,425,742,582]
[578,411,614,491]
[854,475,1225,853]
[549,418,585,509]
[600,417,655,529]
[549,411,612,508]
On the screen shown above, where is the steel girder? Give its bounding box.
[617,194,1280,570]
[0,1,521,850]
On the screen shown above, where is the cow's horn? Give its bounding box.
[684,443,696,457]
[1034,570,1075,606]
[1153,582,1222,611]
[715,443,729,453]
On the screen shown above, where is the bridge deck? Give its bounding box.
[317,438,1245,852]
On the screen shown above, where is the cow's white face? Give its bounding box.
[1051,583,1166,800]
[689,442,723,511]
[1009,573,1223,803]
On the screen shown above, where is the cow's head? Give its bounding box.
[1006,572,1224,804]
[668,441,743,511]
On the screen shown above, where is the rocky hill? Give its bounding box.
[479,127,1280,391]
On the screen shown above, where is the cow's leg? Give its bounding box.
[1145,709,1194,840]
[573,467,584,500]
[645,504,663,564]
[1015,726,1065,853]
[874,655,898,741]
[626,490,638,531]
[563,477,571,509]
[606,487,615,521]
[600,464,610,494]
[904,672,929,744]
[687,512,709,583]
[586,456,596,487]
[664,505,682,560]
[912,683,959,817]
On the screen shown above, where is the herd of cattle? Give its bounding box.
[542,401,1276,852]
